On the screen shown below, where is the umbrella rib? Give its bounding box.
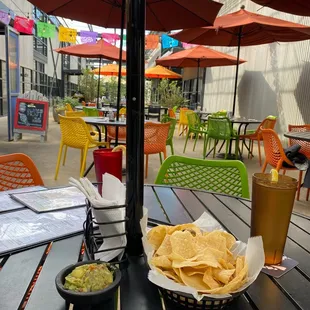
[146,2,167,31]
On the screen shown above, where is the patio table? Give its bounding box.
[284,131,310,142]
[206,117,261,160]
[75,106,117,116]
[1,185,310,310]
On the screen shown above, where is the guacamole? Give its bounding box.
[64,263,114,292]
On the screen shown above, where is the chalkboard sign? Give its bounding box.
[14,98,48,132]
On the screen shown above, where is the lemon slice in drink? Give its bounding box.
[270,169,278,182]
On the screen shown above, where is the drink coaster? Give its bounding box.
[261,256,299,278]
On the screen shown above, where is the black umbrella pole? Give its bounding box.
[196,59,200,105]
[232,26,242,116]
[97,57,102,108]
[125,0,145,255]
[115,0,125,146]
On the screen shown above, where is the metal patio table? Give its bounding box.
[284,131,310,143]
[1,185,309,310]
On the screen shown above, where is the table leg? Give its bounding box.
[83,124,104,177]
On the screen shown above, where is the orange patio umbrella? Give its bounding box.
[251,0,310,16]
[156,46,246,102]
[145,65,182,79]
[92,64,126,76]
[172,6,310,114]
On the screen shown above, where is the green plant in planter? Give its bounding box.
[62,96,79,109]
[157,79,188,109]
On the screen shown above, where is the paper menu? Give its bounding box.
[0,207,86,255]
[0,186,46,213]
[11,186,86,213]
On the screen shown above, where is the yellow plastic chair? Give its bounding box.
[54,115,109,180]
[119,107,126,115]
[65,103,73,111]
[178,108,190,136]
[65,111,85,117]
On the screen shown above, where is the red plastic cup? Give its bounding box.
[93,149,122,195]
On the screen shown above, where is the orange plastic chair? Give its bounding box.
[107,127,127,143]
[239,117,277,166]
[261,128,302,200]
[178,108,190,136]
[0,153,44,191]
[144,122,170,178]
[88,103,97,107]
[288,124,310,200]
[55,115,109,180]
[168,108,176,118]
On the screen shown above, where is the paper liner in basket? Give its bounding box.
[141,208,265,301]
[69,174,126,262]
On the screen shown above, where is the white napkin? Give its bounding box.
[69,174,126,262]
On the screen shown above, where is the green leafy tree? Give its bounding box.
[79,68,106,102]
[104,77,126,104]
[157,79,188,108]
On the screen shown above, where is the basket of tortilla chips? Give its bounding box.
[143,213,264,310]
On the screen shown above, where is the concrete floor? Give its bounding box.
[0,110,309,216]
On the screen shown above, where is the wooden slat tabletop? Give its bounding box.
[1,185,310,309]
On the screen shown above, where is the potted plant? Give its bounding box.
[52,97,66,123]
[157,79,188,110]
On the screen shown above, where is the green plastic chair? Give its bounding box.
[83,107,99,117]
[183,111,208,158]
[161,115,177,155]
[206,116,239,159]
[155,155,250,198]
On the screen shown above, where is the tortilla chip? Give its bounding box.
[213,268,236,284]
[179,269,208,291]
[167,224,202,236]
[151,255,172,269]
[170,231,197,259]
[147,225,167,250]
[203,268,221,290]
[163,270,183,283]
[156,235,172,256]
[235,256,245,276]
[220,231,236,250]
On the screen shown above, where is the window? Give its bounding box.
[33,7,48,56]
[34,60,48,96]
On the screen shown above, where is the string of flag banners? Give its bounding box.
[0,10,195,49]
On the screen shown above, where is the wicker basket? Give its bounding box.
[157,286,246,310]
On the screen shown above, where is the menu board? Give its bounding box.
[0,186,46,213]
[0,207,86,255]
[14,98,48,131]
[11,187,87,213]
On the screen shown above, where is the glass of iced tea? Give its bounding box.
[251,173,298,265]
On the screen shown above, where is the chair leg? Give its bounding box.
[297,170,303,201]
[307,188,310,201]
[250,140,254,159]
[54,142,64,180]
[283,170,286,175]
[62,146,68,166]
[235,138,239,159]
[225,140,229,160]
[193,132,199,151]
[203,134,207,159]
[183,131,190,153]
[145,155,149,178]
[170,143,174,155]
[80,149,84,172]
[163,148,167,160]
[80,147,88,177]
[159,152,163,164]
[262,161,267,173]
[258,139,262,166]
[213,139,217,158]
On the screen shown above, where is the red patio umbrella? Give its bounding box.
[172,6,310,114]
[251,0,310,16]
[156,45,246,103]
[54,39,126,61]
[55,39,126,107]
[27,0,223,31]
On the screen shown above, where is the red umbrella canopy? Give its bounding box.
[172,7,310,46]
[54,39,126,61]
[251,0,310,16]
[27,0,223,31]
[156,45,246,67]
